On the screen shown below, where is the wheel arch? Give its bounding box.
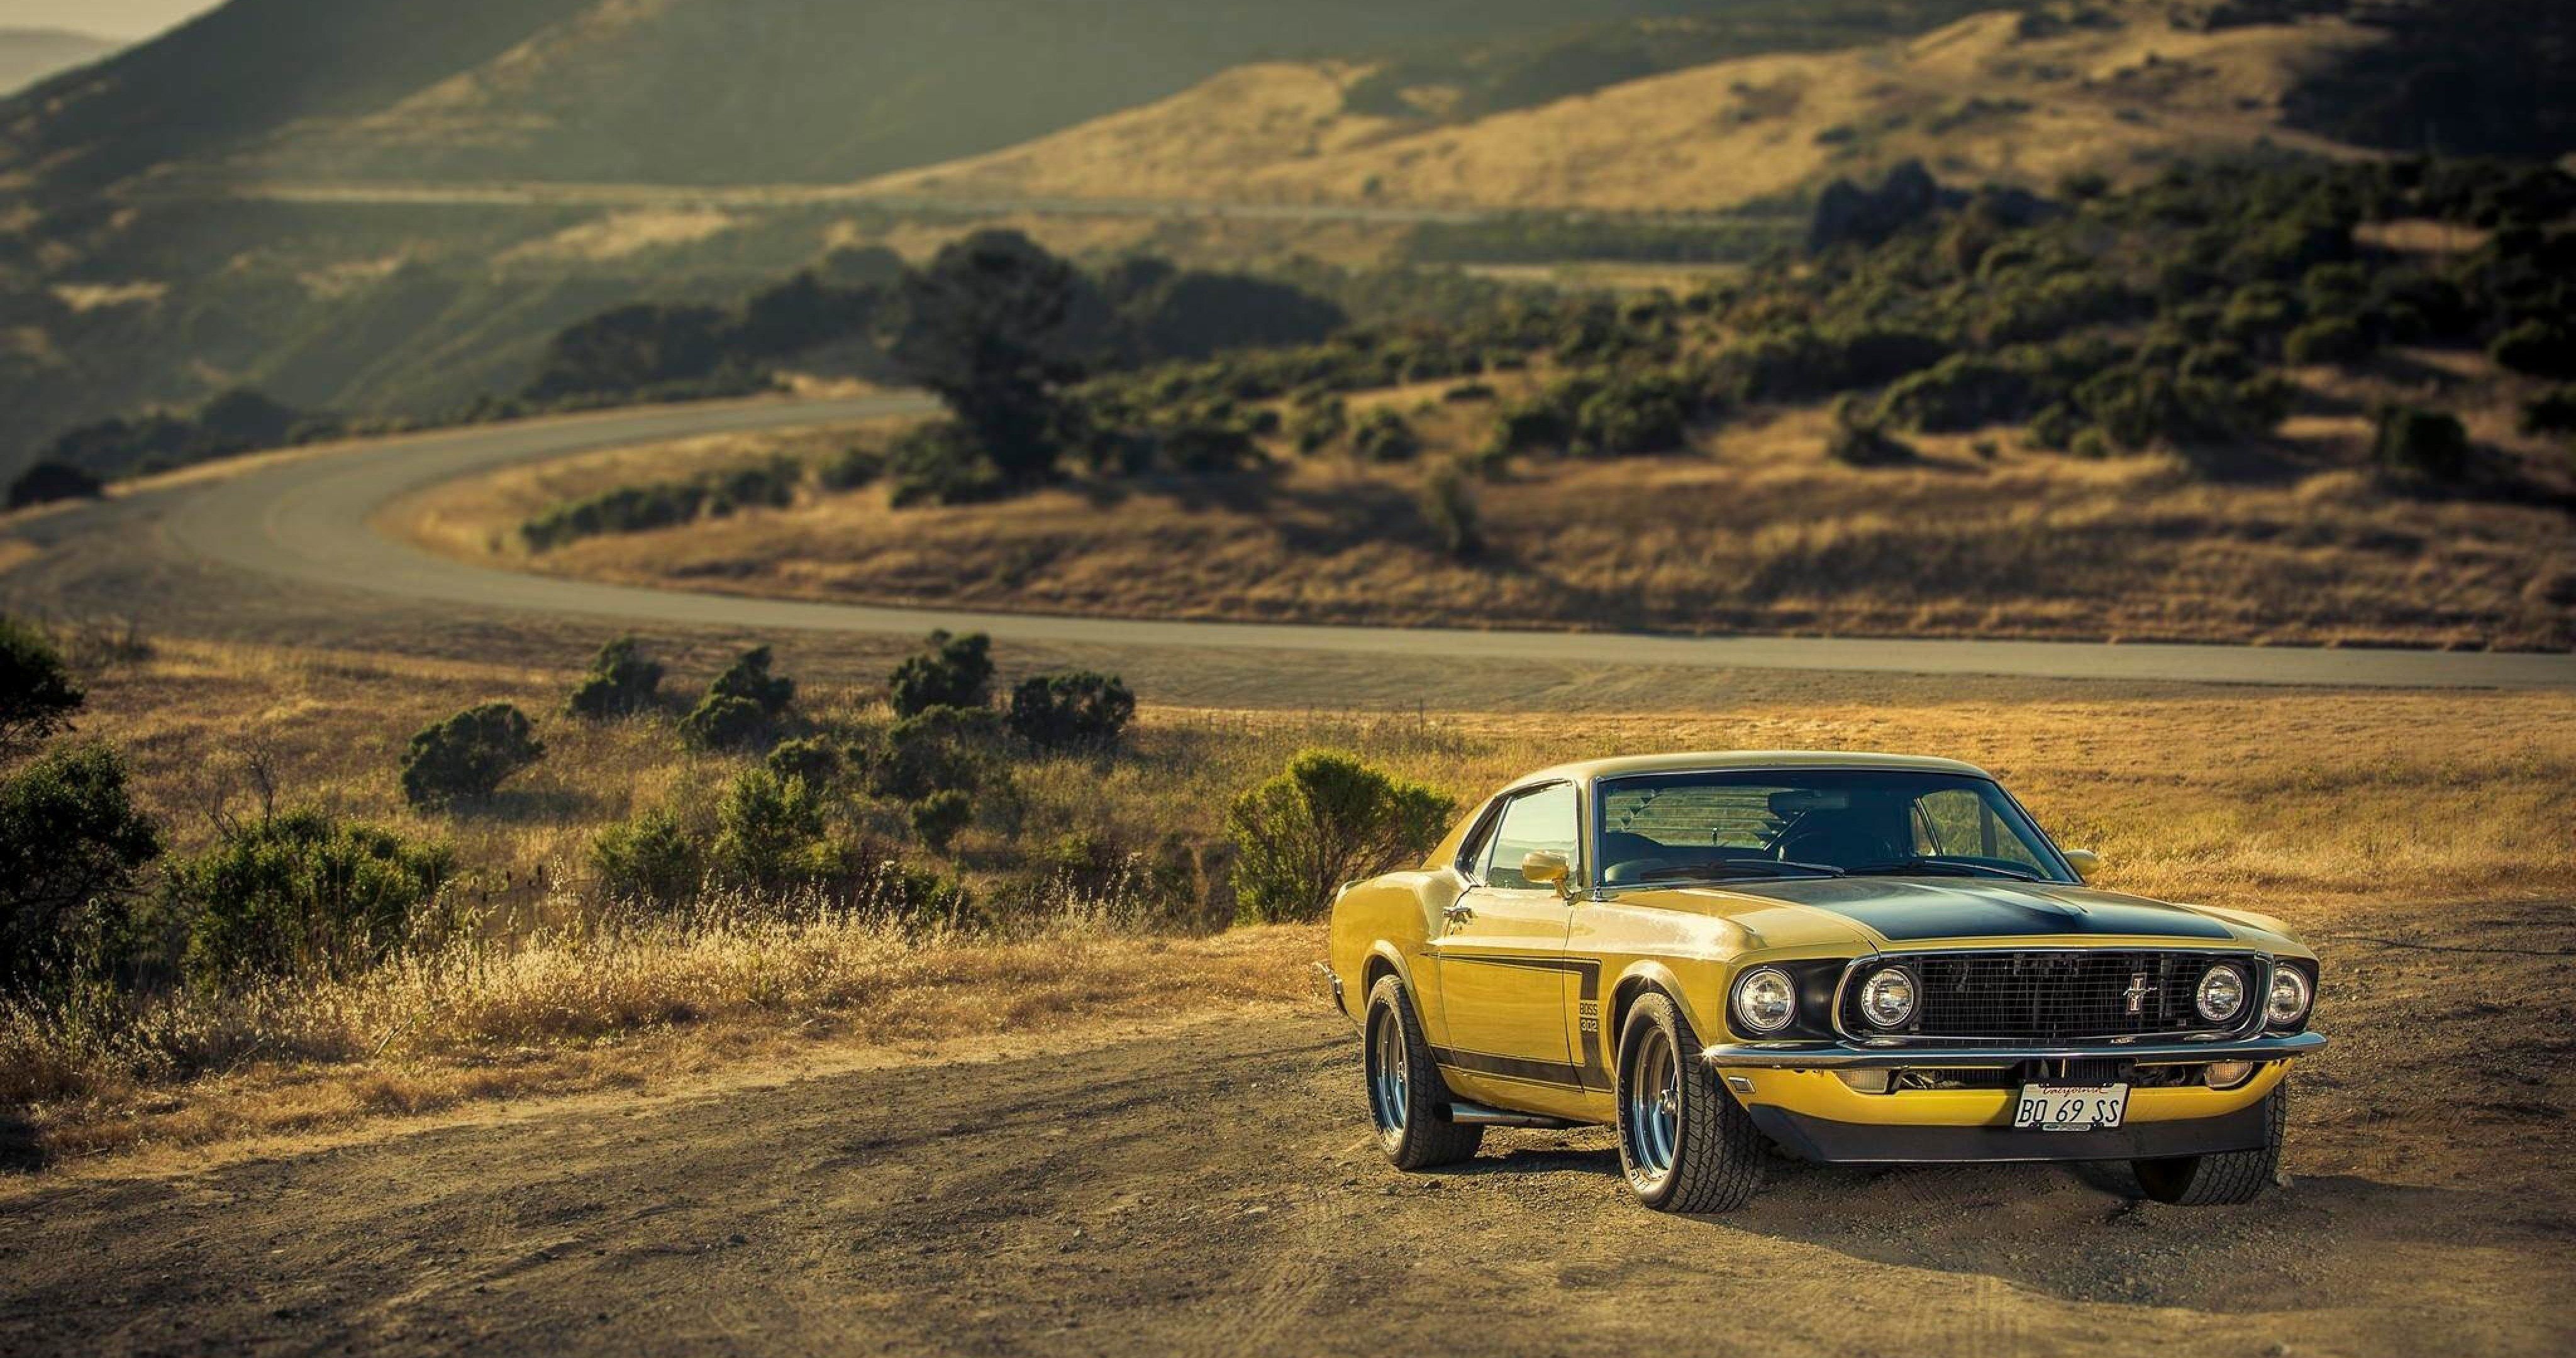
[1609,960,1704,1059]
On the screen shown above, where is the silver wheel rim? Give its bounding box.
[1368,1003,1409,1146]
[1624,1027,1680,1193]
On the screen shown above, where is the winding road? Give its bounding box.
[7,394,2574,689]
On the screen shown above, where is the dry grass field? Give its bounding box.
[861,6,2379,212]
[392,376,2576,651]
[6,631,2570,1169]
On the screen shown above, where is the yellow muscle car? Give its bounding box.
[1324,753,2323,1213]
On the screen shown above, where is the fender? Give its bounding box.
[1605,959,1717,1067]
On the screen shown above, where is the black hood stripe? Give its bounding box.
[1733,881,2234,942]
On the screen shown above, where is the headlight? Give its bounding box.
[1731,966,1797,1035]
[2194,964,2247,1024]
[2267,966,2312,1028]
[1857,966,1917,1030]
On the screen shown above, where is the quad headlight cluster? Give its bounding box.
[1731,966,1797,1035]
[2265,964,2314,1029]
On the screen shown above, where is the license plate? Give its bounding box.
[2013,1083,2129,1132]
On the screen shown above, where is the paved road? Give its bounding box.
[11,396,2575,688]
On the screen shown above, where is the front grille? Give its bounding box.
[1852,950,2262,1042]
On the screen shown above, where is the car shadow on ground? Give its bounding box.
[1430,1137,2504,1310]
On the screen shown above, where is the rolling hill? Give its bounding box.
[0,28,116,96]
[861,8,2383,212]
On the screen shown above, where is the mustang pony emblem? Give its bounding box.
[2124,971,2153,1015]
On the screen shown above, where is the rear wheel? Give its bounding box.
[1615,992,1765,1213]
[1363,974,1483,1170]
[2133,1084,2287,1206]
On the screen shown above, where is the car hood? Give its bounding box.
[1643,876,2262,947]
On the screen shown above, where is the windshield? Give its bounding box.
[1592,769,2075,886]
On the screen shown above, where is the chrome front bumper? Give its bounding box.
[1702,1030,2326,1069]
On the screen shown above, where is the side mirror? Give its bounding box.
[2062,847,2102,880]
[1521,849,1572,891]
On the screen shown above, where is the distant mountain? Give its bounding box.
[0,0,1719,201]
[0,27,116,96]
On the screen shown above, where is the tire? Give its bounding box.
[1362,974,1484,1170]
[2133,1084,2287,1206]
[1615,991,1765,1213]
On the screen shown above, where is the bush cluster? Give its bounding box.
[399,703,546,810]
[1226,749,1452,925]
[172,810,454,985]
[523,458,801,551]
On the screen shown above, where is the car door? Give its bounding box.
[1432,781,1580,1091]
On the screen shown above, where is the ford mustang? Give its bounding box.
[1323,753,2323,1212]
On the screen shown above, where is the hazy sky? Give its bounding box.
[2,0,225,40]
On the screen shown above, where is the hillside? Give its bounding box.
[866,7,2382,211]
[0,28,115,96]
[0,0,1714,201]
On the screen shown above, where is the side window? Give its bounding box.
[1913,788,2044,869]
[1482,783,1579,889]
[1455,800,1502,877]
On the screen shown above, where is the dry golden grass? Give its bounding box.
[860,5,2382,212]
[8,632,2570,1168]
[397,394,2576,651]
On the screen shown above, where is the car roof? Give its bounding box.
[1509,750,1996,790]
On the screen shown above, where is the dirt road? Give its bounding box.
[7,900,2571,1358]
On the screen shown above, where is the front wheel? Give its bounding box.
[2133,1084,2287,1206]
[1363,974,1483,1170]
[1616,992,1765,1213]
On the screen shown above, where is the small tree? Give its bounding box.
[889,630,994,717]
[709,645,795,715]
[1,616,86,758]
[399,703,545,810]
[1006,671,1135,751]
[592,806,704,909]
[0,744,162,996]
[910,789,975,855]
[1226,749,1452,924]
[174,809,451,983]
[567,636,663,720]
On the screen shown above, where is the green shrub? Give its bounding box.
[0,744,161,996]
[1352,408,1423,463]
[592,806,704,909]
[886,421,1007,508]
[711,768,835,893]
[910,789,975,854]
[1487,396,1572,457]
[6,461,104,511]
[2490,320,2576,378]
[679,693,774,753]
[174,809,451,984]
[1416,463,1484,561]
[399,703,544,810]
[709,645,795,716]
[1570,372,1690,456]
[868,705,1004,802]
[889,631,993,718]
[1288,394,1348,454]
[1226,749,1452,924]
[1825,399,1916,466]
[566,636,663,720]
[1,616,86,758]
[1873,355,2039,433]
[2284,316,2373,366]
[766,736,844,788]
[2372,405,2473,482]
[816,444,884,492]
[1006,670,1136,751]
